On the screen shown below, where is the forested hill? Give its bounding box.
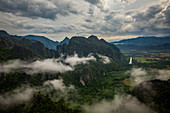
[57,35,123,61]
[0,36,58,61]
[0,30,59,50]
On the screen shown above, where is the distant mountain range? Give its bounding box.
[23,35,59,50]
[111,36,170,46]
[117,43,170,52]
[1,30,170,54]
[111,36,170,52]
[0,30,69,50]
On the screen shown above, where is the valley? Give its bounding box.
[0,0,169,112]
[0,32,170,113]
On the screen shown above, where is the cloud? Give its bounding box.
[114,0,136,4]
[84,94,156,113]
[84,0,109,11]
[43,79,74,91]
[126,68,170,86]
[134,4,163,21]
[0,0,78,20]
[42,79,76,101]
[82,1,170,38]
[26,59,73,74]
[0,87,33,108]
[156,70,170,80]
[128,2,170,35]
[0,59,73,74]
[0,78,75,108]
[64,53,96,67]
[0,53,97,74]
[0,0,169,41]
[129,68,150,85]
[84,0,136,11]
[97,54,111,64]
[84,0,101,5]
[163,4,170,25]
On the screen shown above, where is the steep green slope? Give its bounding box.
[0,36,58,61]
[0,30,59,50]
[57,35,123,61]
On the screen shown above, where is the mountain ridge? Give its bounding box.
[23,35,59,50]
[111,36,170,46]
[57,35,123,61]
[0,30,123,62]
[0,30,69,50]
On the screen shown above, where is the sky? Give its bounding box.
[0,0,169,41]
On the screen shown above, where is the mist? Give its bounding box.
[65,53,96,67]
[97,54,111,64]
[43,79,75,91]
[0,59,73,74]
[0,53,97,74]
[0,87,34,108]
[156,70,170,80]
[0,78,76,108]
[84,95,156,113]
[127,68,170,85]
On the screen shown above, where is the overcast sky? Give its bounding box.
[0,0,169,41]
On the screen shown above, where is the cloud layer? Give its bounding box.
[0,53,97,74]
[0,0,78,20]
[97,54,111,64]
[65,53,96,67]
[127,68,170,86]
[84,94,156,113]
[0,0,169,41]
[0,59,73,74]
[0,87,33,107]
[0,78,75,108]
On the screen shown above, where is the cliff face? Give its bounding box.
[57,36,123,61]
[0,36,58,61]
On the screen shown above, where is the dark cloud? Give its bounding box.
[129,4,170,35]
[84,0,109,11]
[163,5,170,25]
[0,0,169,39]
[82,24,94,29]
[54,25,77,33]
[0,0,78,20]
[85,19,92,23]
[12,22,35,30]
[118,0,136,4]
[81,2,170,37]
[104,11,117,21]
[134,4,163,21]
[35,1,170,36]
[88,5,95,15]
[84,0,101,5]
[0,16,35,30]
